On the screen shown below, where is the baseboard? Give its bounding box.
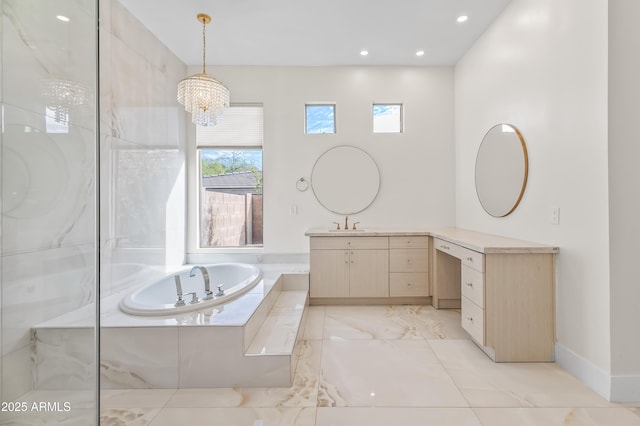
[555,343,640,403]
[611,374,640,403]
[554,343,611,400]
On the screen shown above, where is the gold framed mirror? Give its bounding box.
[475,124,528,217]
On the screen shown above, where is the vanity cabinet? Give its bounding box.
[309,236,389,298]
[306,227,557,363]
[389,236,430,297]
[432,232,557,362]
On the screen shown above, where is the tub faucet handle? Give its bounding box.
[184,292,199,304]
[215,285,225,297]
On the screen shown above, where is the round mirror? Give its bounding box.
[475,124,528,217]
[311,145,380,215]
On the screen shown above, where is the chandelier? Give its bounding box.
[177,13,230,127]
[43,78,91,123]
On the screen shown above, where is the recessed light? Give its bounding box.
[56,15,70,22]
[457,15,468,23]
[360,50,369,56]
[416,50,425,57]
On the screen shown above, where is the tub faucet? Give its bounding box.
[190,266,212,300]
[215,285,225,297]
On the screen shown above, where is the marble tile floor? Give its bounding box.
[99,305,640,426]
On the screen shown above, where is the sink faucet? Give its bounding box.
[190,266,212,300]
[344,216,349,230]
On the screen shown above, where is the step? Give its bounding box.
[244,289,309,388]
[245,290,308,356]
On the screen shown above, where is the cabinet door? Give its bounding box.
[310,250,350,297]
[349,249,389,297]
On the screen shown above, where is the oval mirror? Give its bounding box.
[311,145,380,215]
[475,124,528,217]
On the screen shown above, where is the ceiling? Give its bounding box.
[118,0,512,67]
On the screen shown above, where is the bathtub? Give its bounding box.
[119,263,262,316]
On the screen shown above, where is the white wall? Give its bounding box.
[187,66,456,255]
[608,0,640,402]
[455,0,612,397]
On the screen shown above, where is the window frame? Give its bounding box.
[190,103,265,254]
[372,103,404,134]
[305,103,336,134]
[196,146,263,249]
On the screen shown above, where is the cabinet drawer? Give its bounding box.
[461,265,484,308]
[461,296,485,345]
[389,236,429,249]
[389,273,429,297]
[310,236,388,250]
[389,249,428,272]
[459,246,484,272]
[434,238,460,258]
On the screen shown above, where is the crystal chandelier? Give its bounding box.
[177,13,230,127]
[43,78,91,123]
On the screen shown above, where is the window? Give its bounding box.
[196,105,263,248]
[373,104,403,133]
[305,104,335,134]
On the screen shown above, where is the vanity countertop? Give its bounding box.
[305,227,558,254]
[305,228,431,237]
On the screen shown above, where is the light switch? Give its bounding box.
[551,207,560,225]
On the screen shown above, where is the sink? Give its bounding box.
[328,229,366,233]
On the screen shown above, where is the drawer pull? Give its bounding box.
[466,316,474,323]
[466,257,473,262]
[407,259,412,264]
[440,245,450,250]
[407,282,412,287]
[465,282,473,288]
[407,240,413,245]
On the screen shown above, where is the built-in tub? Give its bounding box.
[119,263,262,316]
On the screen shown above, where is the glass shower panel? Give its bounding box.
[0,0,98,424]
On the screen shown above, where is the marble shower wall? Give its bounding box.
[99,0,187,298]
[1,0,97,402]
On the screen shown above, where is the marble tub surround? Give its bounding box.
[98,305,640,426]
[33,265,309,390]
[99,264,308,328]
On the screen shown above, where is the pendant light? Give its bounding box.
[177,13,230,126]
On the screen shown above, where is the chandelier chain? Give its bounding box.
[202,17,207,74]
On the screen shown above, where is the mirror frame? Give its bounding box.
[310,145,381,215]
[475,124,529,217]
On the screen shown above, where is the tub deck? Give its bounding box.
[32,264,310,390]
